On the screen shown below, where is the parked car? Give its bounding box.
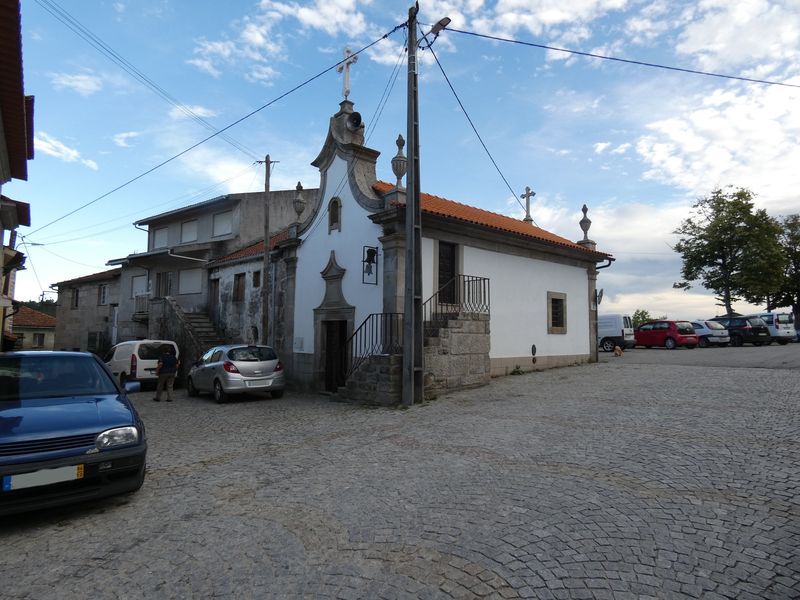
[104,339,179,386]
[597,313,636,352]
[0,351,146,516]
[744,312,795,345]
[634,320,699,349]
[709,316,771,346]
[187,344,285,403]
[690,320,730,348]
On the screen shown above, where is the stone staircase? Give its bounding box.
[182,312,226,349]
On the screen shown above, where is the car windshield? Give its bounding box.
[227,346,277,362]
[0,355,118,401]
[706,321,725,330]
[676,322,694,334]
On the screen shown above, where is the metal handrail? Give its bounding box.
[422,275,490,337]
[344,313,404,379]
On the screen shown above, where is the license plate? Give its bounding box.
[245,378,271,388]
[2,464,84,492]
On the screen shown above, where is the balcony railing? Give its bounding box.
[134,293,151,315]
[344,312,404,379]
[422,275,490,337]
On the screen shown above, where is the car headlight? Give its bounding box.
[96,426,139,449]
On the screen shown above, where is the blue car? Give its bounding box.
[0,351,147,516]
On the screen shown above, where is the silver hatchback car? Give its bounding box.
[187,344,285,403]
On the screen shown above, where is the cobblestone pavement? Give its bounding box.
[2,361,799,599]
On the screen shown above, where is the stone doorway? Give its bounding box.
[323,320,348,392]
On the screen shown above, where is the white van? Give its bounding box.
[744,312,795,345]
[597,313,635,352]
[104,340,180,385]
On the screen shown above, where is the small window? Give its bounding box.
[153,227,168,249]
[213,211,232,237]
[87,332,101,352]
[33,333,45,348]
[328,198,341,233]
[547,291,566,334]
[71,288,79,309]
[131,274,147,298]
[233,273,246,302]
[97,284,108,306]
[252,270,261,288]
[181,220,198,243]
[179,268,202,294]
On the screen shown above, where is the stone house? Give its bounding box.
[52,268,121,353]
[1,0,35,351]
[11,305,55,350]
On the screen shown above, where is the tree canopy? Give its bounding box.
[673,187,785,316]
[771,214,800,319]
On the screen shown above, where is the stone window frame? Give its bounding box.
[547,291,567,335]
[328,197,342,233]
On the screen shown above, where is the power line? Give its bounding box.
[424,41,535,223]
[25,23,407,238]
[18,241,45,296]
[34,0,261,160]
[447,27,800,89]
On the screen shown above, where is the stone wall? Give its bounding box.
[423,313,491,399]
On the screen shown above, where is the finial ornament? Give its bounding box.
[579,204,592,240]
[293,182,305,220]
[391,134,407,189]
[336,47,358,100]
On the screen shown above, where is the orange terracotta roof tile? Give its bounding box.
[13,305,56,328]
[209,230,290,266]
[373,181,608,257]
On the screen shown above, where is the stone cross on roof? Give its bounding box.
[336,47,358,100]
[520,186,535,224]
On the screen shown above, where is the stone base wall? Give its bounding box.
[490,353,589,377]
[338,354,402,406]
[423,313,491,400]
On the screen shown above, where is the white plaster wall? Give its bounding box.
[292,155,384,352]
[461,245,590,358]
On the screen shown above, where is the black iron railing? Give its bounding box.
[344,312,404,379]
[422,275,490,337]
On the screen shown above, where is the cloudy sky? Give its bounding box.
[8,0,800,319]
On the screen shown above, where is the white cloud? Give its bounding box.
[610,143,630,154]
[168,105,218,120]
[35,132,99,170]
[636,80,800,215]
[186,58,221,78]
[112,131,141,148]
[246,64,279,84]
[264,0,368,36]
[594,142,611,153]
[48,71,103,96]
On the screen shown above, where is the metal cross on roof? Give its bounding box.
[336,47,358,100]
[521,186,536,224]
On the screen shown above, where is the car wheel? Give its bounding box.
[601,339,615,353]
[778,339,789,345]
[187,377,198,397]
[730,335,743,347]
[271,390,284,399]
[213,380,227,404]
[664,337,677,350]
[698,337,709,348]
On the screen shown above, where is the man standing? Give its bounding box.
[153,345,179,402]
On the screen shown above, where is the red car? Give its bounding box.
[634,320,699,349]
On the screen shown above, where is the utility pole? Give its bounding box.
[259,155,272,346]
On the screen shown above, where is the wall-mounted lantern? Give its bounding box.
[362,246,378,285]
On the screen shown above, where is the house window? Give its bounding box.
[33,333,45,348]
[252,270,261,288]
[153,227,168,249]
[181,220,198,243]
[87,332,102,352]
[547,291,567,334]
[98,284,108,306]
[131,274,147,298]
[328,198,341,233]
[155,271,173,297]
[213,211,232,237]
[179,268,202,294]
[233,273,245,302]
[70,288,79,308]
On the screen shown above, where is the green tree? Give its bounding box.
[631,309,666,328]
[673,187,785,315]
[770,214,800,325]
